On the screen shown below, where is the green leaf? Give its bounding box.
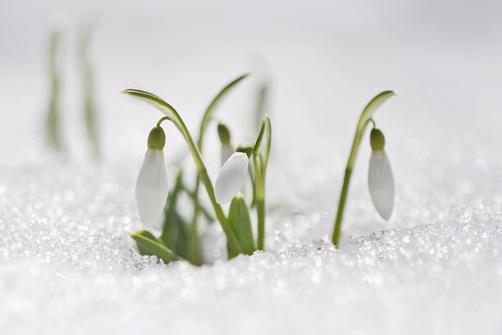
[157,171,190,259]
[179,184,214,223]
[356,90,396,134]
[161,170,184,244]
[122,89,178,124]
[254,115,272,168]
[198,73,249,147]
[130,230,180,264]
[227,194,255,257]
[164,212,190,260]
[254,82,269,132]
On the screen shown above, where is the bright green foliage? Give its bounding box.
[161,171,189,259]
[228,195,255,257]
[130,230,180,263]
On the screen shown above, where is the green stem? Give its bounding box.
[180,183,214,221]
[199,168,242,255]
[331,91,396,247]
[331,168,352,247]
[253,115,272,250]
[189,177,202,265]
[248,164,257,207]
[78,24,100,160]
[254,154,266,250]
[46,28,63,152]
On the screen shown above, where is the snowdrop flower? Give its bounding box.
[135,126,168,229]
[215,152,249,204]
[368,128,395,220]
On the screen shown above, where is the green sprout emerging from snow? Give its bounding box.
[124,74,272,264]
[331,91,396,247]
[46,27,64,152]
[78,24,101,160]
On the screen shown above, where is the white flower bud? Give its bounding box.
[135,148,168,229]
[215,152,249,204]
[368,150,395,220]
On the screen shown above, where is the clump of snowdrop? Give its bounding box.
[331,91,396,247]
[124,74,273,264]
[368,128,395,220]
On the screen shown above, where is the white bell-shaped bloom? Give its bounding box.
[368,150,395,220]
[215,152,249,204]
[135,148,168,229]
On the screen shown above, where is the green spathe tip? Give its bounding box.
[370,128,385,151]
[217,123,231,145]
[236,142,254,157]
[147,126,165,149]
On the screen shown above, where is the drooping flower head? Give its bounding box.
[368,128,395,220]
[135,126,169,230]
[215,152,249,204]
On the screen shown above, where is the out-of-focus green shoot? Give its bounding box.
[252,115,272,250]
[46,27,64,152]
[254,79,269,133]
[78,24,101,160]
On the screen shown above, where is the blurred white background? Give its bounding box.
[2,0,502,160]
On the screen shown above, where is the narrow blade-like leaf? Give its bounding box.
[228,194,255,256]
[357,90,396,133]
[199,73,250,144]
[130,230,180,264]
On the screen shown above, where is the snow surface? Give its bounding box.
[2,0,502,334]
[1,159,502,335]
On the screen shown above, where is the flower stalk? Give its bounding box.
[253,115,272,250]
[331,91,396,247]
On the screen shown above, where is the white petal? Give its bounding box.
[215,152,249,204]
[135,149,168,229]
[368,151,395,220]
[220,144,234,166]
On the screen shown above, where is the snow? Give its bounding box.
[2,0,502,334]
[1,156,502,334]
